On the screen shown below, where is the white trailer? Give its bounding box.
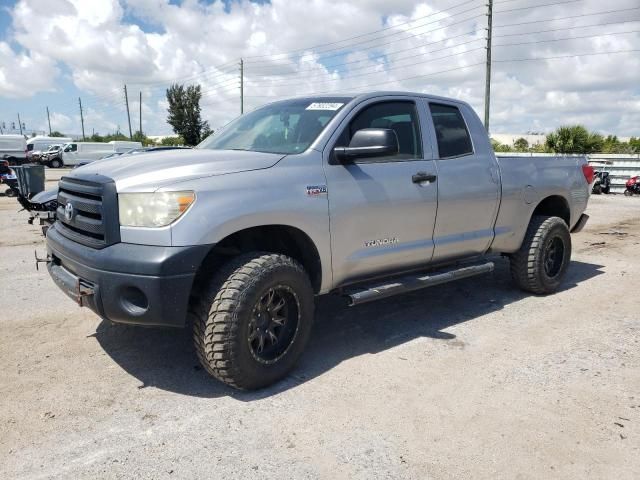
[0,134,27,164]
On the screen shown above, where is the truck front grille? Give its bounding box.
[55,176,120,249]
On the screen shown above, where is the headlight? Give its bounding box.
[118,191,195,227]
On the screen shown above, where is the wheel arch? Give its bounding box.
[530,195,571,226]
[193,224,323,294]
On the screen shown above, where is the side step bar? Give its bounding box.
[344,261,494,306]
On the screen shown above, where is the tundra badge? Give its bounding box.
[364,237,399,248]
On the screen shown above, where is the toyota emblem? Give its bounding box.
[64,202,74,221]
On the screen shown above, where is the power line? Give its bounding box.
[245,29,483,75]
[495,29,640,47]
[493,18,640,37]
[244,0,483,60]
[243,44,486,90]
[245,0,593,66]
[494,0,582,14]
[246,8,487,66]
[125,60,238,87]
[242,29,637,93]
[494,48,640,62]
[246,62,485,99]
[493,6,640,29]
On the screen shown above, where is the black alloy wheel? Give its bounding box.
[543,236,565,278]
[248,285,300,364]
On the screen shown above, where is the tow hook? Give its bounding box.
[34,250,52,271]
[76,280,95,307]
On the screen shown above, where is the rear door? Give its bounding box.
[426,101,500,261]
[324,97,438,287]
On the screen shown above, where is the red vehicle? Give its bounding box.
[624,176,640,196]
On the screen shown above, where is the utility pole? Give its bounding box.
[124,84,133,140]
[484,0,493,133]
[46,106,52,135]
[240,58,244,115]
[17,113,23,135]
[78,97,86,140]
[139,91,142,137]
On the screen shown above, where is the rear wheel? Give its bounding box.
[191,252,315,390]
[509,216,571,294]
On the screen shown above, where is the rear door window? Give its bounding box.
[429,103,473,158]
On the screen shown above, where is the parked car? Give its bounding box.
[592,170,611,194]
[624,176,640,196]
[26,136,72,162]
[39,144,64,167]
[59,141,142,167]
[45,91,592,390]
[0,134,27,165]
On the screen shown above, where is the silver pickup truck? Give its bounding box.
[45,91,592,389]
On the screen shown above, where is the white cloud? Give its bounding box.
[0,41,58,98]
[1,0,639,136]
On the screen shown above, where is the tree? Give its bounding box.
[132,130,156,146]
[161,136,185,146]
[630,137,640,153]
[165,83,210,146]
[490,138,512,152]
[513,137,529,152]
[50,131,66,137]
[545,125,603,154]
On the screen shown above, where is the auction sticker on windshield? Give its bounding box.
[306,102,344,110]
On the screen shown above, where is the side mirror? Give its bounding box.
[332,128,399,163]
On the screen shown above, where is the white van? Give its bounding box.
[60,141,142,166]
[110,141,142,152]
[27,136,73,161]
[0,134,27,164]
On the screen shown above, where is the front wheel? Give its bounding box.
[191,252,315,390]
[624,189,632,197]
[509,216,572,294]
[50,158,62,168]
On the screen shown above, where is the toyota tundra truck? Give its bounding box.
[45,92,592,389]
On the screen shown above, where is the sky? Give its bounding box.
[0,0,638,138]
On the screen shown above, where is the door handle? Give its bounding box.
[412,172,437,184]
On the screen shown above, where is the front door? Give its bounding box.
[62,143,78,164]
[323,98,439,287]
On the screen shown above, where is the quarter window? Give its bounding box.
[336,101,422,161]
[429,103,473,158]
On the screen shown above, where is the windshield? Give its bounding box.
[198,97,351,154]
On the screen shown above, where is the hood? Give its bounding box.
[67,149,285,192]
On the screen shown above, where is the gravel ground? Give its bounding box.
[1,175,639,479]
